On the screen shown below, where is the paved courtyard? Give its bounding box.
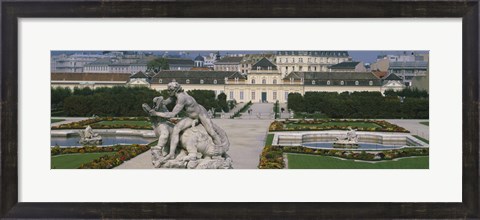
[386,119,429,140]
[115,119,273,169]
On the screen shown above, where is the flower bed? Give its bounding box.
[258,145,429,169]
[268,119,409,133]
[51,117,152,130]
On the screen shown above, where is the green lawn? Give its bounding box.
[93,120,150,126]
[286,121,382,129]
[420,121,429,126]
[265,134,274,146]
[51,152,116,169]
[287,154,429,169]
[51,119,65,123]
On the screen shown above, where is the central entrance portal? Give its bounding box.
[261,92,267,103]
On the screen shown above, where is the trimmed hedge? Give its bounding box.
[268,119,409,133]
[287,91,428,119]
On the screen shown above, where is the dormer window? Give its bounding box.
[369,81,373,86]
[159,79,163,83]
[268,66,272,70]
[312,80,316,85]
[214,79,218,84]
[327,80,331,85]
[257,66,261,70]
[355,81,359,85]
[186,79,190,84]
[200,79,204,84]
[340,81,345,85]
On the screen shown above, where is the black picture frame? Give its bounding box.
[1,0,478,219]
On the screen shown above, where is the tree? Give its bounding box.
[147,58,169,72]
[217,93,229,112]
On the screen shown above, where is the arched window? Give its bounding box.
[186,79,190,84]
[340,81,345,85]
[369,81,373,86]
[200,79,204,84]
[214,80,217,84]
[312,80,316,85]
[273,79,277,84]
[355,81,359,85]
[262,79,266,84]
[326,80,331,85]
[251,79,256,84]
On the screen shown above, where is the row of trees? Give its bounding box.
[51,87,230,117]
[287,90,429,119]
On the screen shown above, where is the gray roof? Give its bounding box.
[251,58,277,70]
[194,55,205,61]
[286,72,381,86]
[215,56,244,64]
[276,51,349,57]
[389,61,428,69]
[151,70,245,85]
[384,73,402,81]
[286,71,379,80]
[166,58,194,66]
[329,61,360,69]
[130,71,149,79]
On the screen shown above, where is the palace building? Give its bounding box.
[51,56,404,103]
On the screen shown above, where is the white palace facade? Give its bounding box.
[51,57,404,104]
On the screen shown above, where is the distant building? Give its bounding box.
[388,61,428,86]
[127,71,151,87]
[328,61,366,72]
[240,53,276,75]
[51,72,130,89]
[371,58,390,72]
[51,53,104,73]
[194,55,205,67]
[83,57,153,73]
[202,52,220,68]
[214,56,244,72]
[381,73,406,92]
[275,51,350,78]
[166,58,194,71]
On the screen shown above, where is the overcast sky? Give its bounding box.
[52,50,429,64]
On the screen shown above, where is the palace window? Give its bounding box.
[340,81,345,85]
[200,79,204,84]
[186,79,190,84]
[240,91,244,100]
[273,91,277,100]
[327,80,331,85]
[369,81,373,86]
[262,79,266,84]
[229,91,234,99]
[299,58,303,63]
[214,80,218,84]
[252,91,256,100]
[355,81,359,85]
[312,80,316,85]
[251,79,256,84]
[273,79,277,84]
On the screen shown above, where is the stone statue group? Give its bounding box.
[142,82,233,169]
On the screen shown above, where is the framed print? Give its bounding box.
[1,0,479,219]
